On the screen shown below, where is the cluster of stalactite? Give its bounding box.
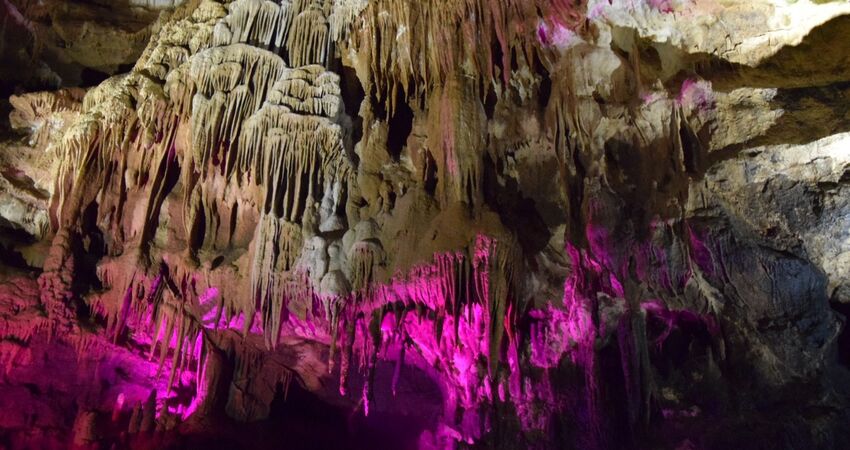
[24,0,592,442]
[345,0,587,111]
[25,0,346,423]
[9,89,85,148]
[10,0,752,448]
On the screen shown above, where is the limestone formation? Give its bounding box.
[0,0,849,449]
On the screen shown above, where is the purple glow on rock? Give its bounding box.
[648,0,676,13]
[678,79,715,112]
[537,19,580,50]
[529,304,573,368]
[112,393,126,422]
[584,218,623,279]
[686,222,715,275]
[311,234,513,444]
[641,91,664,105]
[587,3,608,20]
[562,243,608,447]
[362,382,370,417]
[20,215,728,448]
[642,299,720,347]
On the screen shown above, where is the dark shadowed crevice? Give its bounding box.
[482,153,551,257]
[533,53,552,111]
[483,83,498,121]
[386,97,414,160]
[76,201,105,292]
[339,64,365,164]
[831,301,850,368]
[80,67,111,87]
[0,225,34,270]
[189,204,207,253]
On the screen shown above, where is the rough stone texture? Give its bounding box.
[0,0,849,449]
[0,0,176,103]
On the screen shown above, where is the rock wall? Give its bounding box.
[0,0,849,449]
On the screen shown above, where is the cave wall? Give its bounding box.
[0,0,849,449]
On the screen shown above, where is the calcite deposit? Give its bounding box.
[0,0,849,449]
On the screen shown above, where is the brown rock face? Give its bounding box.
[0,1,849,449]
[0,0,173,99]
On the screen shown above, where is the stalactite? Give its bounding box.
[9,88,85,147]
[329,0,368,42]
[268,66,342,117]
[5,0,845,448]
[5,0,634,444]
[473,234,519,377]
[140,390,157,432]
[344,0,586,102]
[348,239,383,293]
[212,0,333,68]
[250,214,305,346]
[288,2,331,66]
[232,63,348,225]
[189,44,286,114]
[314,233,522,442]
[190,86,254,172]
[426,73,486,207]
[220,0,293,48]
